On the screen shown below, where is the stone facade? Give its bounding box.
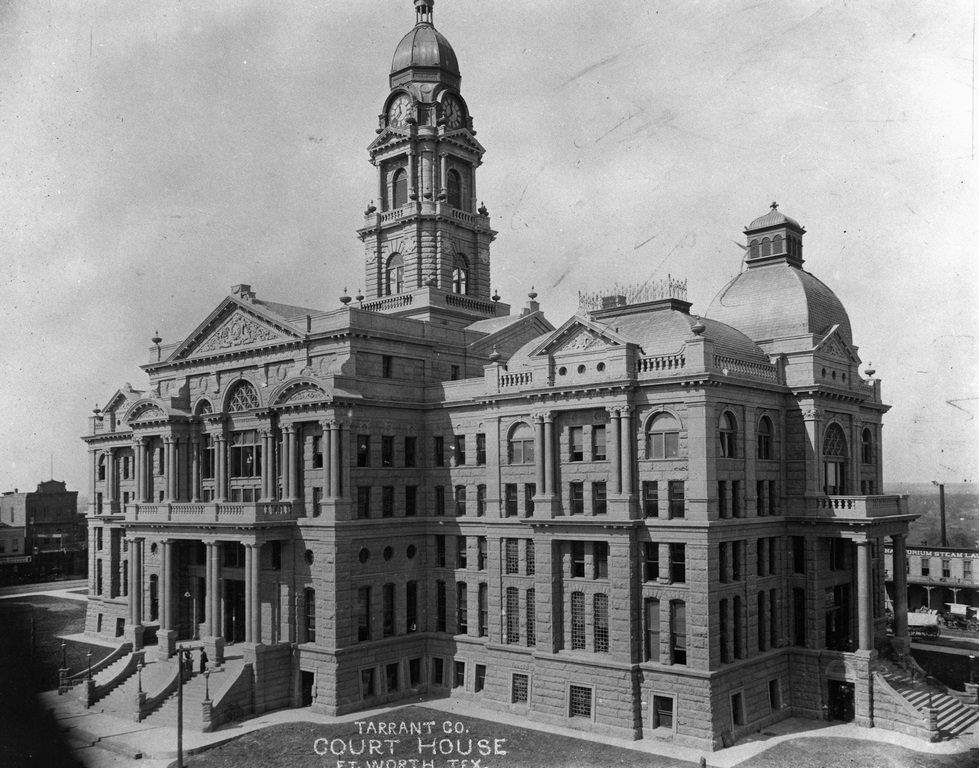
[80,1,916,752]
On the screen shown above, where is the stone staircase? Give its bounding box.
[881,668,979,738]
[97,656,175,716]
[141,656,244,730]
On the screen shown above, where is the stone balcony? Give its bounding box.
[124,501,301,526]
[804,494,909,520]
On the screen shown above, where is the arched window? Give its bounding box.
[756,416,773,460]
[823,424,848,495]
[749,239,759,259]
[386,253,405,296]
[98,455,106,481]
[646,412,680,459]
[761,237,771,258]
[194,399,213,416]
[227,381,260,412]
[392,168,408,209]
[446,168,462,209]
[452,254,468,295]
[718,412,738,458]
[861,428,873,464]
[772,235,782,254]
[508,422,535,464]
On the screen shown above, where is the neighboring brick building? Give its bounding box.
[884,544,979,612]
[81,0,915,751]
[0,480,85,581]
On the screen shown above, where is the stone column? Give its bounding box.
[104,449,115,503]
[88,449,97,511]
[162,438,173,502]
[620,406,634,498]
[215,435,227,502]
[191,437,201,503]
[329,422,341,499]
[320,421,332,501]
[408,149,417,199]
[469,161,477,212]
[856,540,872,651]
[802,405,823,496]
[133,440,144,503]
[244,543,261,644]
[543,413,556,499]
[534,415,546,495]
[288,425,300,502]
[892,533,909,648]
[157,539,176,658]
[259,430,271,501]
[281,426,293,501]
[133,538,142,625]
[608,408,622,495]
[439,153,448,198]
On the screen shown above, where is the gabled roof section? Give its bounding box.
[167,296,305,362]
[529,314,631,358]
[466,311,555,358]
[814,325,860,363]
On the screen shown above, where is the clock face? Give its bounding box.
[443,96,464,128]
[388,94,412,128]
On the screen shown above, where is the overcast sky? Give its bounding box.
[0,0,975,495]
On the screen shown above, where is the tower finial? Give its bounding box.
[770,201,778,210]
[414,0,434,25]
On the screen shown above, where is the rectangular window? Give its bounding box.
[965,560,974,579]
[569,685,592,718]
[434,436,445,467]
[757,537,766,577]
[569,481,584,515]
[653,695,674,729]
[409,658,421,687]
[670,543,686,583]
[732,540,742,581]
[357,586,371,642]
[436,580,447,632]
[591,425,607,460]
[382,583,395,637]
[769,679,781,711]
[405,485,417,517]
[526,540,536,575]
[921,557,930,577]
[770,588,778,648]
[450,364,460,380]
[436,535,446,568]
[733,595,743,659]
[476,484,486,517]
[454,435,466,465]
[512,673,529,704]
[593,542,609,579]
[670,600,687,665]
[668,480,685,518]
[381,486,394,517]
[769,538,777,575]
[571,541,586,578]
[643,481,659,518]
[380,354,393,378]
[356,486,371,519]
[477,536,487,571]
[456,582,468,634]
[793,537,806,574]
[504,484,518,517]
[96,528,103,550]
[768,480,777,515]
[731,480,742,517]
[435,485,445,516]
[457,536,467,569]
[592,482,607,515]
[360,667,375,699]
[644,598,660,662]
[229,430,262,478]
[404,436,416,467]
[505,539,519,574]
[731,692,745,727]
[570,591,586,649]
[474,663,486,693]
[476,433,486,465]
[454,485,467,516]
[381,435,394,467]
[432,658,444,686]
[720,598,730,663]
[478,583,488,637]
[202,436,215,480]
[406,581,418,633]
[305,587,316,643]
[524,484,536,517]
[756,479,766,516]
[506,587,520,643]
[526,588,536,646]
[357,434,370,467]
[718,480,728,518]
[793,587,806,646]
[829,538,845,571]
[644,542,659,582]
[454,660,466,689]
[594,593,609,652]
[386,662,400,693]
[569,426,584,461]
[757,591,767,652]
[719,542,729,583]
[942,559,951,578]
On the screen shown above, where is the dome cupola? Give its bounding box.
[390,0,461,90]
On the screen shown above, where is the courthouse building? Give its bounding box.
[81,0,917,750]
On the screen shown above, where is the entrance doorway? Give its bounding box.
[301,671,315,706]
[225,580,246,643]
[828,680,855,722]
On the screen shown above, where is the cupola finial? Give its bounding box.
[770,201,779,210]
[414,0,434,25]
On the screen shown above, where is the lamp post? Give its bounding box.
[137,660,144,694]
[932,481,947,548]
[60,640,67,671]
[176,644,184,768]
[204,670,210,702]
[86,651,92,681]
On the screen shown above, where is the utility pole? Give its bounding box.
[933,481,947,547]
[176,647,184,768]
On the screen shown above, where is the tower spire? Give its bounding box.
[415,0,434,25]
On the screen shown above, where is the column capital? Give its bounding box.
[802,407,823,421]
[259,427,273,439]
[133,436,147,447]
[854,539,872,548]
[892,532,906,544]
[606,406,622,417]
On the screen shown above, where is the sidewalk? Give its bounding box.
[42,686,979,768]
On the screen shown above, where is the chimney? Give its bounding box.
[232,284,256,302]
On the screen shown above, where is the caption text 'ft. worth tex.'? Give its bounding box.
[82,0,918,751]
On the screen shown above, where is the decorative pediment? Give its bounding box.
[531,316,628,358]
[169,298,302,361]
[815,326,859,363]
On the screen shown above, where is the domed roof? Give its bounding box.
[747,206,802,231]
[706,262,852,346]
[391,23,460,76]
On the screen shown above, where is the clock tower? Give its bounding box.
[357,0,507,327]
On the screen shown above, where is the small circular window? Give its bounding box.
[383,546,394,561]
[304,549,314,565]
[358,547,370,564]
[558,366,567,376]
[577,364,586,374]
[407,544,417,559]
[596,362,606,372]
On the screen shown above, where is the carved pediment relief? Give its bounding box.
[815,326,858,363]
[189,310,290,357]
[553,327,615,353]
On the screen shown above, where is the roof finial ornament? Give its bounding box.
[414,0,434,25]
[770,201,779,210]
